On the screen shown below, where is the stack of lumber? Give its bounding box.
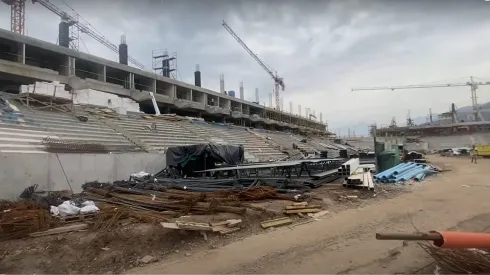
[161,219,242,235]
[283,202,322,214]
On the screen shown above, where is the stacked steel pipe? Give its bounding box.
[374,162,438,183]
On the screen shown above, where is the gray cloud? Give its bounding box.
[1,0,490,135]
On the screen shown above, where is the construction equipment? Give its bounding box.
[222,20,285,110]
[2,0,147,70]
[352,76,490,122]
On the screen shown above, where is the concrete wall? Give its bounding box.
[0,152,166,200]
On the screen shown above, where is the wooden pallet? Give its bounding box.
[55,213,99,223]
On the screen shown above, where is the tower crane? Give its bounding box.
[352,76,490,122]
[222,20,285,110]
[2,0,147,70]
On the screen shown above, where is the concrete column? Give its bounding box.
[190,89,193,101]
[240,103,243,113]
[62,56,76,76]
[129,73,135,90]
[17,43,25,64]
[98,65,106,82]
[171,85,176,99]
[227,100,231,110]
[151,79,156,93]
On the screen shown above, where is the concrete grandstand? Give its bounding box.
[0,91,353,162]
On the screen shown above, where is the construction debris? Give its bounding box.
[138,255,154,264]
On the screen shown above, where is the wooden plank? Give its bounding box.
[226,219,242,227]
[292,202,308,206]
[209,221,229,227]
[283,208,321,214]
[211,225,228,232]
[219,227,241,235]
[261,217,292,229]
[310,210,330,219]
[161,222,179,229]
[176,221,212,231]
[30,223,88,237]
[285,205,321,210]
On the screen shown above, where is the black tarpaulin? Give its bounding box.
[165,143,244,176]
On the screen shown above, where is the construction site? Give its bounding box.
[1,0,490,274]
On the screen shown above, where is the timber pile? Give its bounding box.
[83,185,302,221]
[283,202,321,214]
[161,219,243,235]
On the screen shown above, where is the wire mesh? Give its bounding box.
[41,137,110,153]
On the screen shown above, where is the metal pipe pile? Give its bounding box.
[338,158,360,176]
[375,162,438,184]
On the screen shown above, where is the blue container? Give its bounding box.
[228,90,236,97]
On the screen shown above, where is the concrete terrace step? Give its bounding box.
[133,133,202,140]
[0,149,47,153]
[21,113,109,125]
[0,144,46,149]
[0,121,117,136]
[116,123,189,132]
[0,131,59,139]
[24,120,119,133]
[0,128,126,141]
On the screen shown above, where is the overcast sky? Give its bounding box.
[1,0,490,135]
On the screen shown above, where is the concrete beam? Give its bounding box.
[0,59,67,83]
[84,79,130,97]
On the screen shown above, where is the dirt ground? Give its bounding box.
[129,156,490,274]
[1,156,488,274]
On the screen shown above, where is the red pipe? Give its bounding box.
[434,231,490,249]
[377,231,490,249]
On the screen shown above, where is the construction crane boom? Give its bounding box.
[33,0,147,70]
[3,0,147,70]
[222,20,285,110]
[352,83,470,91]
[352,76,490,122]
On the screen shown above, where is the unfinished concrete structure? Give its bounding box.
[0,28,326,132]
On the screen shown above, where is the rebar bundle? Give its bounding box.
[0,201,51,240]
[420,243,490,274]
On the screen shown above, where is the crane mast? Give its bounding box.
[352,76,490,122]
[3,0,147,70]
[222,20,285,110]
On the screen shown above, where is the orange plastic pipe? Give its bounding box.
[433,231,490,249]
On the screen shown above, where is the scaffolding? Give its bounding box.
[152,49,177,79]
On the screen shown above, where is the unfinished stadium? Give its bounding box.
[0,27,362,199]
